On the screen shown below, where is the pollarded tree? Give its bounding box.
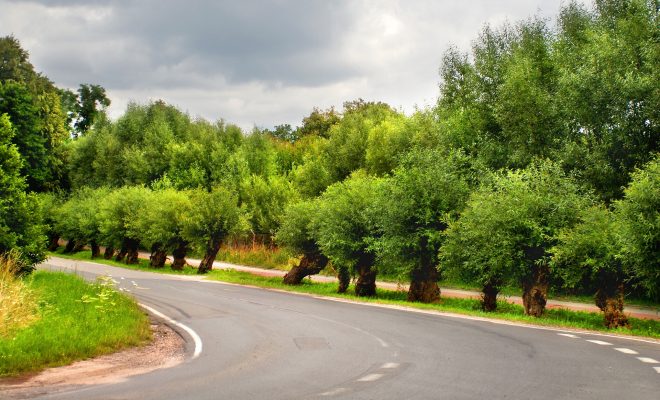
[374,149,475,303]
[182,187,245,274]
[275,200,331,287]
[551,206,628,328]
[615,155,659,301]
[441,160,592,315]
[0,113,45,272]
[240,174,298,241]
[35,191,64,251]
[54,187,108,258]
[315,172,382,296]
[98,186,150,264]
[129,188,192,269]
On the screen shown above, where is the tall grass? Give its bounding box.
[0,271,151,376]
[0,252,39,338]
[215,243,291,270]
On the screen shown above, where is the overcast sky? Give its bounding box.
[0,0,584,130]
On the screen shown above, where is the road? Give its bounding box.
[36,256,660,399]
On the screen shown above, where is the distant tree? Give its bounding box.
[275,200,331,287]
[615,155,659,301]
[182,187,245,274]
[374,149,474,303]
[441,161,591,315]
[297,106,340,139]
[551,206,628,328]
[315,173,382,296]
[74,84,110,135]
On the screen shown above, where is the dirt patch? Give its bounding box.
[0,320,185,399]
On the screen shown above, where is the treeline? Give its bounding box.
[0,0,658,329]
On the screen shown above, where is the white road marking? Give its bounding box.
[357,373,384,382]
[557,333,579,338]
[320,388,348,396]
[654,367,660,374]
[614,348,638,355]
[636,357,659,364]
[381,362,400,369]
[586,340,612,346]
[139,303,203,359]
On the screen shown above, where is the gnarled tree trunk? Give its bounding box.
[115,240,128,262]
[198,237,222,274]
[171,241,188,271]
[481,280,500,312]
[47,235,60,251]
[72,241,85,253]
[355,252,377,297]
[522,262,549,317]
[337,266,350,294]
[283,251,328,285]
[408,263,440,303]
[595,282,629,329]
[63,239,76,254]
[104,246,115,260]
[125,238,140,264]
[90,240,100,259]
[149,243,167,268]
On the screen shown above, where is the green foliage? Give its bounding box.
[0,114,45,270]
[97,186,151,248]
[441,160,592,289]
[374,148,474,277]
[551,205,622,290]
[615,155,659,300]
[275,200,320,255]
[240,174,298,237]
[129,188,192,251]
[314,172,382,272]
[55,187,109,247]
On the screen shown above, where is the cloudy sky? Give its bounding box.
[1,0,584,129]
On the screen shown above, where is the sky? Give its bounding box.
[0,0,585,130]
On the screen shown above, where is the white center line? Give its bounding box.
[357,373,384,382]
[557,333,579,338]
[636,357,659,364]
[320,388,347,396]
[381,362,400,369]
[614,348,638,355]
[653,366,660,374]
[586,340,612,346]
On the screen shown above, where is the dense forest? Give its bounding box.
[0,0,657,329]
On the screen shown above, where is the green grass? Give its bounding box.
[47,250,660,339]
[0,271,151,376]
[215,244,292,271]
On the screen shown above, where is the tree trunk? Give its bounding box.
[47,234,60,251]
[408,237,440,303]
[125,238,140,265]
[90,240,100,259]
[355,252,377,297]
[522,262,549,317]
[171,241,188,271]
[103,246,115,260]
[72,240,85,253]
[149,243,167,268]
[481,281,500,312]
[283,251,328,285]
[198,237,222,274]
[63,239,76,254]
[115,240,128,262]
[595,282,629,329]
[337,266,350,294]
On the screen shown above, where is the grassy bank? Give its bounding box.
[0,270,151,376]
[48,251,660,339]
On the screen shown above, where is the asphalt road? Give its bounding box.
[36,257,660,400]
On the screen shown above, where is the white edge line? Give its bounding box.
[139,303,203,359]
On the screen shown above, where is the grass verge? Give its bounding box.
[0,270,151,377]
[48,250,660,339]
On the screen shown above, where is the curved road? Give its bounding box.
[38,257,659,400]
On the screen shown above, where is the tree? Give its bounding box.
[130,188,192,269]
[54,188,108,258]
[0,114,45,272]
[374,149,474,303]
[240,174,298,241]
[615,155,659,301]
[315,173,382,296]
[74,84,110,136]
[182,187,245,274]
[275,200,330,287]
[35,191,64,251]
[98,186,150,264]
[441,161,592,315]
[551,206,629,328]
